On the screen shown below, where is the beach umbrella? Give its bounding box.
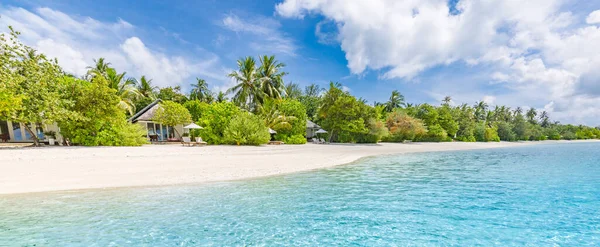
[183,123,203,129]
[315,129,328,134]
[269,128,277,134]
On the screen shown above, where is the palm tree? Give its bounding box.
[526,108,537,124]
[86,58,111,79]
[384,90,405,112]
[442,96,452,105]
[304,84,323,97]
[284,82,302,99]
[216,91,228,103]
[540,111,550,127]
[106,68,140,115]
[190,78,211,102]
[474,101,488,122]
[258,55,287,100]
[136,75,157,99]
[227,56,263,111]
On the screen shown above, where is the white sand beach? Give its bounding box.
[0,141,572,195]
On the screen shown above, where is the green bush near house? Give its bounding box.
[224,112,270,145]
[198,102,241,144]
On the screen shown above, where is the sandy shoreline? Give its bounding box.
[0,141,591,195]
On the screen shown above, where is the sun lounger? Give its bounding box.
[312,138,320,144]
[320,138,329,144]
[194,137,207,146]
[268,141,284,145]
[181,137,193,146]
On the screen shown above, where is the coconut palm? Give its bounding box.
[442,96,452,105]
[284,82,302,99]
[136,75,157,99]
[304,84,323,97]
[474,101,488,122]
[106,68,140,115]
[384,90,405,112]
[526,108,538,124]
[540,111,550,127]
[190,78,211,102]
[86,58,111,79]
[258,55,287,100]
[227,56,263,111]
[216,91,228,103]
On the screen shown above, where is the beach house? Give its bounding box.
[306,120,321,139]
[128,99,185,142]
[0,121,62,143]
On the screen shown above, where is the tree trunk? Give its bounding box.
[23,124,40,147]
[328,129,335,143]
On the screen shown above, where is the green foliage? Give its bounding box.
[437,105,459,138]
[415,104,439,127]
[260,99,307,142]
[197,102,241,144]
[183,100,210,122]
[56,76,147,146]
[279,134,307,144]
[418,124,448,142]
[474,123,487,142]
[153,101,192,138]
[0,27,72,145]
[496,121,516,141]
[385,110,427,142]
[318,82,375,143]
[158,86,188,104]
[485,126,501,142]
[223,112,270,145]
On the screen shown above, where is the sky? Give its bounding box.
[1,0,600,125]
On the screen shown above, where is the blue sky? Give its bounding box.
[1,0,600,125]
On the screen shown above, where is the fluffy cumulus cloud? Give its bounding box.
[0,6,227,88]
[276,0,600,125]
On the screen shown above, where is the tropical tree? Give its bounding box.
[526,108,537,124]
[86,57,111,79]
[227,56,263,111]
[0,27,71,146]
[442,96,452,106]
[284,82,303,99]
[384,90,405,112]
[136,75,157,99]
[105,68,140,115]
[258,55,287,100]
[190,78,211,102]
[540,111,550,128]
[216,91,228,103]
[474,101,488,122]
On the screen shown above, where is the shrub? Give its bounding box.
[183,100,210,122]
[385,111,427,142]
[496,121,516,141]
[282,134,307,144]
[484,127,501,142]
[198,102,241,144]
[418,124,448,142]
[474,123,486,142]
[562,131,576,140]
[261,99,307,142]
[224,112,270,145]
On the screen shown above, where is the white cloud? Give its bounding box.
[221,14,297,56]
[482,95,496,105]
[276,0,600,125]
[586,10,600,24]
[0,6,229,90]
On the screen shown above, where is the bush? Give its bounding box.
[418,124,448,142]
[282,134,307,144]
[484,127,501,142]
[261,99,308,142]
[198,102,241,144]
[224,112,270,145]
[184,100,210,122]
[474,123,486,142]
[496,122,516,141]
[385,111,427,142]
[562,131,576,140]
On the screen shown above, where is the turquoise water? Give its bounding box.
[1,143,599,246]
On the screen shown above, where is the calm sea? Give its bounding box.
[1,142,599,246]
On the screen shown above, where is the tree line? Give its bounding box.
[2,26,598,146]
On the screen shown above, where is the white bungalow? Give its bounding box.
[306,120,321,139]
[128,99,185,142]
[0,120,62,144]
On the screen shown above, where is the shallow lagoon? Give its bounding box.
[1,143,599,246]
